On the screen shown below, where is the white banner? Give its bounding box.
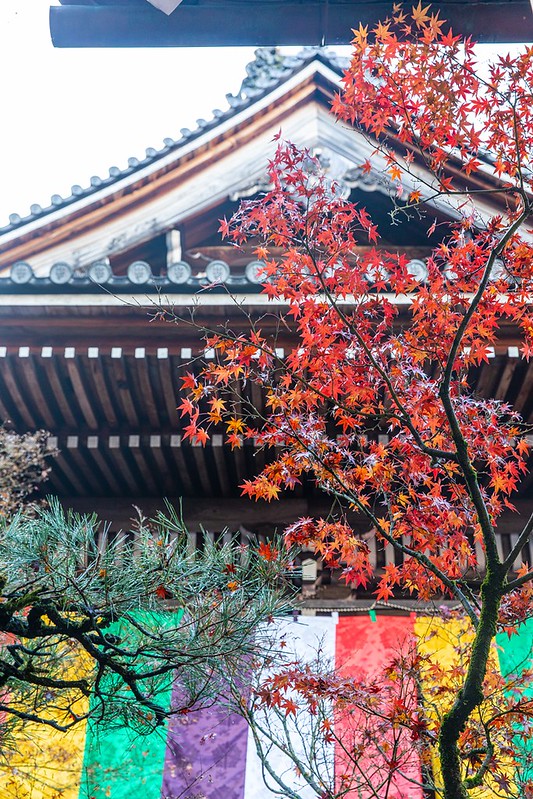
[145,0,183,15]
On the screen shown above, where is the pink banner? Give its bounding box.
[335,615,422,798]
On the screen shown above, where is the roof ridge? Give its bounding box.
[233,46,347,102]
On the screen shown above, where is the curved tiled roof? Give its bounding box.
[0,47,347,237]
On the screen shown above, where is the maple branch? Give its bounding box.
[439,206,529,572]
[502,512,533,573]
[333,731,385,799]
[303,245,457,464]
[263,392,480,624]
[164,304,404,431]
[441,205,529,395]
[279,713,325,794]
[386,68,469,204]
[369,510,479,627]
[399,186,518,220]
[347,111,517,230]
[462,721,494,790]
[511,99,526,196]
[440,390,500,571]
[244,707,324,799]
[456,580,482,613]
[351,54,519,227]
[438,577,502,799]
[502,569,533,594]
[302,452,480,625]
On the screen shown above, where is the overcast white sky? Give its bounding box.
[0,0,530,227]
[0,0,258,225]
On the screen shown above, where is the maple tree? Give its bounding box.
[177,7,533,799]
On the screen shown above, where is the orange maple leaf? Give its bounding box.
[258,541,279,562]
[411,1,431,27]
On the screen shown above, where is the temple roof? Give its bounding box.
[0,39,532,576]
[0,41,520,293]
[0,47,347,238]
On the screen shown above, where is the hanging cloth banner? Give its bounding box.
[79,611,182,799]
[2,615,533,798]
[145,0,183,14]
[415,616,516,798]
[497,619,533,788]
[335,615,422,799]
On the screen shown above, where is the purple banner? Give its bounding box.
[161,694,249,799]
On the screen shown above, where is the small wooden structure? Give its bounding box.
[50,0,533,47]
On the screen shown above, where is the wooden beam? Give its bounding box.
[50,3,533,47]
[514,361,533,414]
[190,444,215,496]
[65,354,99,429]
[64,495,312,530]
[63,445,108,496]
[19,355,57,430]
[0,358,37,428]
[0,391,12,424]
[51,452,88,496]
[43,357,79,428]
[144,442,176,495]
[153,443,185,496]
[494,358,519,402]
[104,354,139,428]
[85,356,119,428]
[157,355,180,428]
[166,436,195,495]
[83,443,126,496]
[127,444,160,495]
[131,354,161,429]
[209,437,232,496]
[105,445,145,495]
[474,357,502,399]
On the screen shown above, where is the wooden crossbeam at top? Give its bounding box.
[50,2,533,47]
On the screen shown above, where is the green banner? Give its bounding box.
[79,610,182,799]
[496,618,533,789]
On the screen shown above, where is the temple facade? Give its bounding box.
[0,48,532,602]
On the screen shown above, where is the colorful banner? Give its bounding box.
[497,619,533,788]
[0,643,91,799]
[415,616,517,798]
[243,616,337,799]
[0,614,531,799]
[162,697,249,799]
[79,611,180,799]
[335,615,422,799]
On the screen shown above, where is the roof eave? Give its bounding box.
[0,58,342,251]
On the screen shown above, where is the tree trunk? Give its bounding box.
[438,570,503,799]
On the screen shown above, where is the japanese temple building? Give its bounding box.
[2,43,533,799]
[1,47,532,604]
